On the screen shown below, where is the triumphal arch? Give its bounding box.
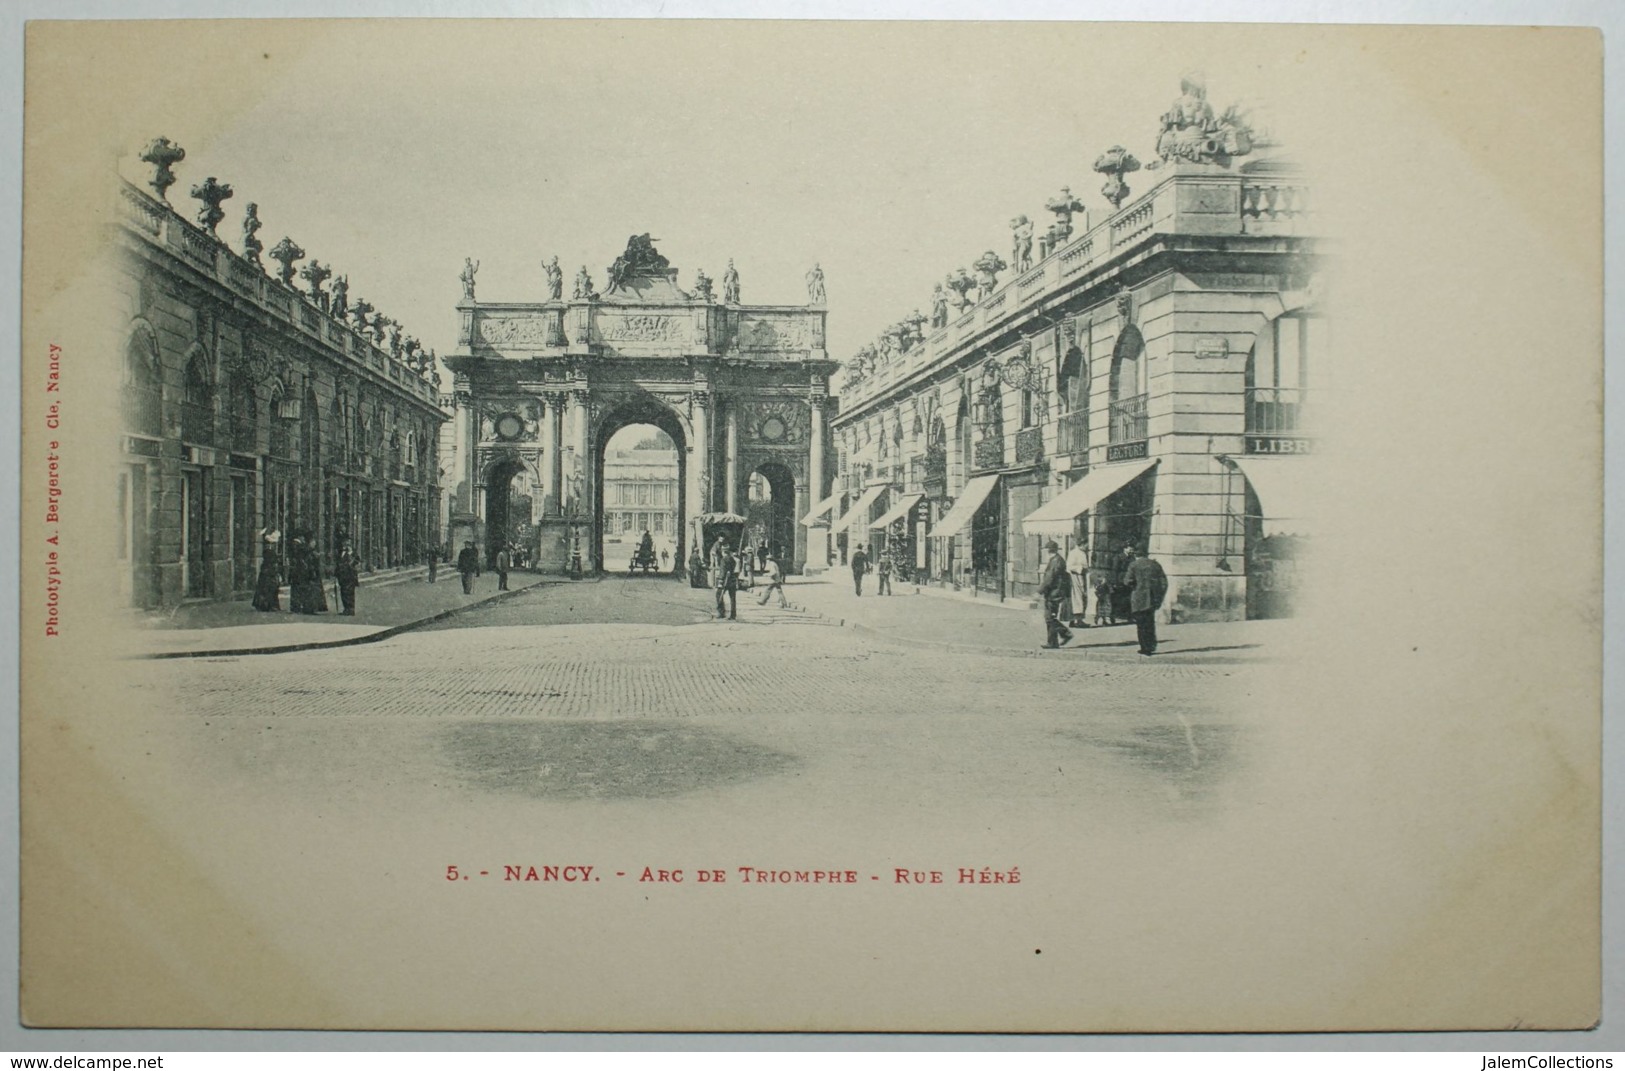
[443,236,836,575]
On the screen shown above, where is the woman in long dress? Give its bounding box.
[251,531,282,611]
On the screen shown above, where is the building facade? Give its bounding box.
[113,139,445,609]
[602,446,681,540]
[443,237,836,576]
[821,81,1322,621]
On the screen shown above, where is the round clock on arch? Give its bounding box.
[495,412,525,441]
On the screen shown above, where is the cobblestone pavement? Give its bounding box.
[120,577,1271,822]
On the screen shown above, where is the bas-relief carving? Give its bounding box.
[736,315,811,351]
[594,312,689,344]
[477,315,559,347]
[742,400,809,446]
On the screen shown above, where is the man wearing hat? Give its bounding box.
[1036,539,1074,649]
[1122,544,1169,655]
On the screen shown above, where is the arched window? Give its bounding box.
[227,366,258,452]
[1108,326,1147,443]
[122,321,162,437]
[303,386,321,468]
[1246,312,1327,434]
[956,392,973,487]
[268,380,292,458]
[181,345,215,443]
[352,399,368,472]
[1057,346,1088,455]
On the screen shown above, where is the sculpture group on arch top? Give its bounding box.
[839,74,1261,391]
[134,136,443,387]
[462,233,826,312]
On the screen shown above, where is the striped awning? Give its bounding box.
[869,493,924,530]
[1021,459,1158,537]
[799,489,844,527]
[931,475,1000,538]
[829,485,887,534]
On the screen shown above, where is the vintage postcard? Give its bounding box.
[16,19,1602,1032]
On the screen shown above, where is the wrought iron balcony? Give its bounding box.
[1014,426,1044,465]
[1246,386,1308,434]
[122,385,162,438]
[180,400,214,444]
[1108,392,1147,444]
[229,411,257,453]
[973,434,1005,471]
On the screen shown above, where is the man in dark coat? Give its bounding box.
[334,543,359,616]
[495,544,511,591]
[1122,545,1169,655]
[1037,539,1074,649]
[850,545,869,596]
[713,544,739,620]
[456,540,481,595]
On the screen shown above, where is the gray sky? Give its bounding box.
[112,21,1305,389]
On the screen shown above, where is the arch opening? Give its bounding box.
[593,400,688,577]
[744,461,796,575]
[484,454,536,570]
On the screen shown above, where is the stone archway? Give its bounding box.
[443,235,837,579]
[744,460,796,569]
[482,453,532,568]
[592,397,688,577]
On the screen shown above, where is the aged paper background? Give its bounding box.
[16,20,1603,1032]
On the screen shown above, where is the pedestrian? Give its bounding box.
[850,545,869,596]
[757,551,786,607]
[496,544,511,591]
[285,534,316,614]
[1122,545,1169,655]
[251,529,282,612]
[427,544,438,584]
[1066,541,1090,627]
[335,543,359,616]
[1037,539,1074,649]
[306,536,329,613]
[714,543,739,620]
[457,539,480,595]
[757,539,769,572]
[1093,576,1113,626]
[1111,543,1137,624]
[661,547,670,571]
[877,548,893,596]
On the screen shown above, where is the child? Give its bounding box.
[1094,577,1113,626]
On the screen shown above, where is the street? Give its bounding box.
[121,576,1265,818]
[53,577,1453,1030]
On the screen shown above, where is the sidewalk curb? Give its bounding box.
[130,577,583,660]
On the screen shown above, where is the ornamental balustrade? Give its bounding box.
[839,166,1304,414]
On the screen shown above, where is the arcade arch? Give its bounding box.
[592,399,689,577]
